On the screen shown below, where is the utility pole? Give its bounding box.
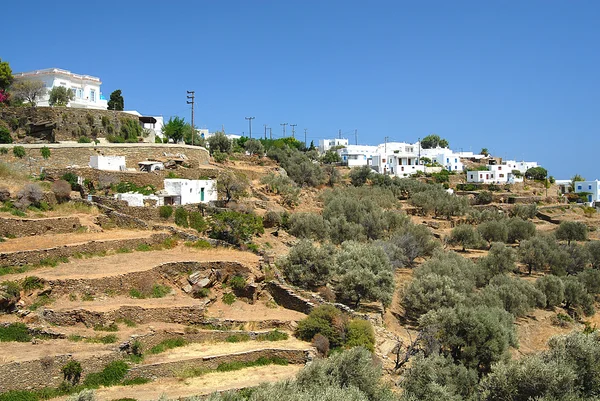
[304,128,307,149]
[186,91,195,145]
[245,116,255,139]
[281,122,287,137]
[384,136,389,154]
[269,127,272,140]
[354,129,358,145]
[338,129,341,139]
[290,124,297,139]
[417,137,421,164]
[263,124,268,140]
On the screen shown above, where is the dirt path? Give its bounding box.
[205,298,307,323]
[3,246,259,281]
[84,364,302,401]
[144,337,310,364]
[0,229,155,252]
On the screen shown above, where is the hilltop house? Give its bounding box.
[574,180,600,204]
[465,160,539,184]
[116,178,217,207]
[13,68,108,109]
[337,145,378,167]
[319,138,349,153]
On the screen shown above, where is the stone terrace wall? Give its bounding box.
[0,216,81,238]
[48,260,253,296]
[0,352,120,392]
[42,305,208,327]
[0,143,210,176]
[125,349,310,380]
[0,232,170,266]
[0,107,141,143]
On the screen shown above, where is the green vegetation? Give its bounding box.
[129,284,170,299]
[12,146,25,158]
[225,333,251,343]
[158,205,173,219]
[185,239,212,249]
[222,292,236,305]
[149,338,187,354]
[0,323,31,342]
[257,330,289,341]
[209,210,264,246]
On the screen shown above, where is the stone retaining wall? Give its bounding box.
[48,260,253,296]
[266,282,315,315]
[0,144,210,178]
[0,352,120,392]
[0,233,170,267]
[125,348,310,380]
[42,305,208,327]
[0,216,81,238]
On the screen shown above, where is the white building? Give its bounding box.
[162,179,217,205]
[419,146,465,172]
[89,155,126,171]
[372,142,424,176]
[466,163,526,184]
[319,138,349,153]
[338,145,378,167]
[115,193,160,207]
[574,180,600,203]
[13,68,108,109]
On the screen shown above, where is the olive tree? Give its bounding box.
[448,224,481,252]
[278,239,335,289]
[334,241,394,307]
[477,220,508,247]
[555,221,588,245]
[216,170,248,203]
[535,275,565,308]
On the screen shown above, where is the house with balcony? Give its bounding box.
[574,180,600,204]
[13,68,108,109]
[372,142,424,177]
[337,145,378,167]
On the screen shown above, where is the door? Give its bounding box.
[201,188,205,202]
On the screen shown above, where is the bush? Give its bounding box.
[477,220,508,247]
[312,333,330,356]
[296,305,346,348]
[158,205,173,219]
[40,146,51,159]
[475,191,493,205]
[149,338,187,354]
[222,292,236,305]
[21,276,44,291]
[263,211,282,228]
[0,127,12,144]
[77,136,92,143]
[345,319,375,351]
[228,275,246,290]
[51,179,72,203]
[174,207,188,227]
[62,360,83,385]
[12,146,25,158]
[83,360,128,387]
[0,322,31,342]
[506,217,536,243]
[556,221,588,245]
[448,224,481,251]
[258,330,289,341]
[279,240,335,289]
[563,277,595,316]
[62,172,79,190]
[208,210,264,245]
[349,165,374,186]
[287,212,329,241]
[15,183,44,209]
[67,389,97,401]
[188,211,207,232]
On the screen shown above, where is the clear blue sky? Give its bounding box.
[3,1,599,179]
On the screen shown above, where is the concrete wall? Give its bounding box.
[0,216,81,238]
[0,233,170,267]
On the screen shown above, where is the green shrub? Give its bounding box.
[62,360,83,385]
[345,319,375,352]
[0,323,31,342]
[257,330,289,341]
[158,205,173,219]
[185,239,212,249]
[40,146,51,159]
[208,210,264,245]
[1,280,21,298]
[135,244,151,252]
[12,146,25,158]
[149,338,187,354]
[296,305,346,348]
[62,172,79,190]
[0,390,38,401]
[225,334,251,343]
[222,292,236,305]
[83,360,129,387]
[216,356,288,373]
[189,211,207,232]
[22,276,44,291]
[129,288,144,299]
[151,284,170,298]
[228,275,246,290]
[192,287,210,298]
[77,136,92,143]
[174,207,188,227]
[93,323,118,332]
[0,127,13,144]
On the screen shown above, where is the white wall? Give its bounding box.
[89,155,126,171]
[164,179,217,204]
[575,180,600,202]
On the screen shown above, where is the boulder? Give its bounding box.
[0,283,20,313]
[0,187,10,202]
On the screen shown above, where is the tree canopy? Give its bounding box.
[162,116,186,143]
[107,89,124,110]
[0,58,13,92]
[421,134,449,149]
[10,80,46,106]
[48,86,74,106]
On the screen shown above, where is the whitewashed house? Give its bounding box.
[338,145,378,167]
[160,179,217,205]
[115,193,160,207]
[466,161,531,184]
[319,138,349,153]
[372,142,424,176]
[574,180,600,204]
[89,155,126,171]
[13,68,108,109]
[420,146,465,172]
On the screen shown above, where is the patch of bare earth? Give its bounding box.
[0,229,158,252]
[80,365,302,401]
[514,309,579,357]
[205,298,307,323]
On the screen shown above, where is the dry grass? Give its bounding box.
[49,202,100,216]
[0,162,30,193]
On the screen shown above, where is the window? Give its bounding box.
[499,174,504,178]
[90,89,96,102]
[577,185,582,190]
[470,174,473,179]
[71,88,76,97]
[498,166,502,170]
[77,88,83,98]
[589,185,592,190]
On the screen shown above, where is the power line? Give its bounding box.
[280,122,288,137]
[186,91,195,145]
[245,116,255,139]
[290,124,297,139]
